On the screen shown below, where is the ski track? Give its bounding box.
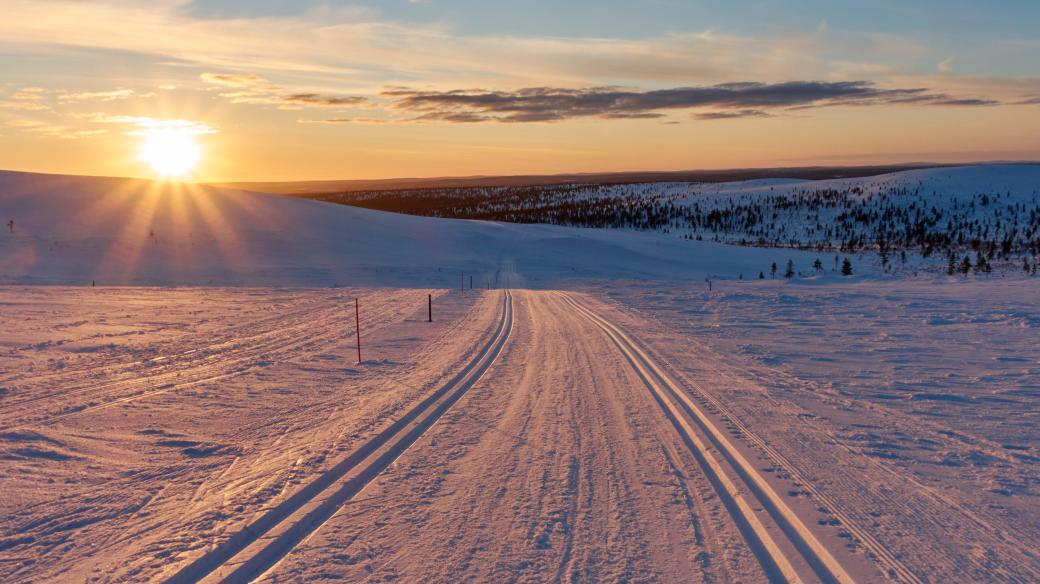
[2,285,1036,583]
[0,287,483,582]
[558,292,856,584]
[161,290,514,584]
[258,291,807,582]
[590,285,1040,584]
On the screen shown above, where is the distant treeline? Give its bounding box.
[300,181,1040,260]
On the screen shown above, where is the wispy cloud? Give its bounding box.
[199,73,265,87]
[5,118,107,139]
[79,113,217,135]
[59,89,140,102]
[694,109,771,120]
[200,72,368,109]
[282,93,367,106]
[298,116,391,124]
[386,81,998,123]
[0,100,50,111]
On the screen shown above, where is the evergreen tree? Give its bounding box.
[784,259,795,278]
[759,271,765,279]
[960,255,972,274]
[813,258,823,272]
[770,262,777,278]
[975,253,991,274]
[841,258,853,276]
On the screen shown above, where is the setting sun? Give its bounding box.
[137,127,201,178]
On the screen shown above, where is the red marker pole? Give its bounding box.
[355,297,362,364]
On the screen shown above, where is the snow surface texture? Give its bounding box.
[0,166,1038,583]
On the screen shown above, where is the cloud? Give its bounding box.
[694,109,771,120]
[938,57,954,73]
[59,89,140,102]
[298,116,390,124]
[12,88,46,100]
[199,72,265,87]
[387,81,998,123]
[201,72,367,109]
[5,118,107,139]
[0,100,50,111]
[5,119,45,128]
[282,93,367,106]
[80,113,217,135]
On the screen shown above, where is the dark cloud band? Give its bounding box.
[386,81,997,122]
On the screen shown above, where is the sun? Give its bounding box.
[137,127,201,178]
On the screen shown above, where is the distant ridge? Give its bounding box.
[212,163,958,195]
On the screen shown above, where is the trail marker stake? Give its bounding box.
[428,293,432,322]
[355,297,362,364]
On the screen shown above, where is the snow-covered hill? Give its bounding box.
[0,171,821,287]
[303,164,1040,271]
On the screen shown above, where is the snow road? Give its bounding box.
[231,290,882,583]
[2,284,1038,582]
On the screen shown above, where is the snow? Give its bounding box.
[0,166,1038,582]
[0,170,846,287]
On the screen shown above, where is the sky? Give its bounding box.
[1,0,1039,181]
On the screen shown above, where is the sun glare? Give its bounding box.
[138,127,201,178]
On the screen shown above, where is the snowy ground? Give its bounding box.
[0,168,1038,583]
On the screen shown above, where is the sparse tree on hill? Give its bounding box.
[960,255,972,275]
[771,262,777,279]
[759,271,765,279]
[813,258,823,272]
[975,253,990,274]
[841,258,853,276]
[784,259,795,278]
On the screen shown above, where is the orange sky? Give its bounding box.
[1,1,1038,181]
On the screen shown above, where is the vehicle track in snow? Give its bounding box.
[163,290,513,584]
[559,292,857,584]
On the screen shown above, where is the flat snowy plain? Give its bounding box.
[0,167,1037,583]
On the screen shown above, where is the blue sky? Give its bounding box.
[177,0,1040,78]
[183,0,1039,38]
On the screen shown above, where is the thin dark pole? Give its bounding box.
[470,275,473,289]
[355,297,362,364]
[428,293,432,322]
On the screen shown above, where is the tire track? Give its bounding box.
[164,290,513,584]
[560,292,854,584]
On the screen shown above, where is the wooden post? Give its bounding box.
[470,275,473,289]
[355,297,362,364]
[428,293,432,322]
